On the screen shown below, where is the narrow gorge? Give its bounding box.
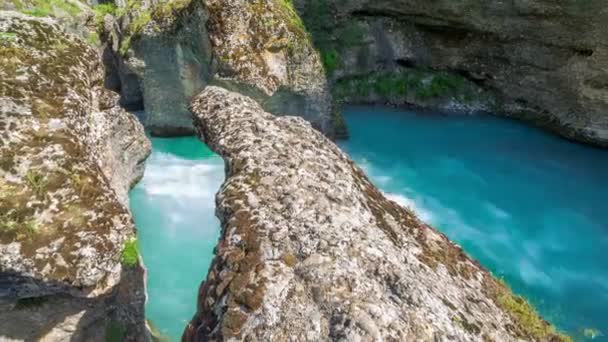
[0,0,606,341]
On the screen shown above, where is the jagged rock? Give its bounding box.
[104,0,342,137]
[102,0,212,136]
[0,12,150,341]
[183,86,568,341]
[204,0,335,136]
[295,0,608,147]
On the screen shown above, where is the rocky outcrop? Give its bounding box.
[204,0,336,136]
[102,0,343,138]
[0,12,150,341]
[295,0,608,147]
[102,0,212,136]
[183,86,568,341]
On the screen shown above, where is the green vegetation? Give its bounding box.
[114,0,191,55]
[279,0,306,35]
[25,170,48,197]
[150,0,190,20]
[92,2,117,29]
[337,21,365,48]
[333,70,474,102]
[0,213,38,240]
[87,31,100,46]
[121,238,139,267]
[0,213,18,234]
[494,278,571,342]
[321,48,340,75]
[105,320,126,342]
[0,32,17,42]
[298,0,364,75]
[11,0,82,18]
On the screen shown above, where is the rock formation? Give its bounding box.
[295,0,608,147]
[183,86,568,341]
[0,12,150,341]
[102,0,342,138]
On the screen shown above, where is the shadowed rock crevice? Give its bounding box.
[183,86,569,341]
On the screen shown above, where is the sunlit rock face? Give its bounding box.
[103,0,342,138]
[0,12,150,341]
[295,0,608,147]
[183,86,567,341]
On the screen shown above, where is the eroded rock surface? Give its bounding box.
[296,0,608,147]
[204,0,335,136]
[0,12,149,341]
[183,86,567,341]
[103,0,342,137]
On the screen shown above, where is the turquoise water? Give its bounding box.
[129,137,224,340]
[339,107,608,340]
[129,109,607,340]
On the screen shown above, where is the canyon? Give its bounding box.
[1,0,606,340]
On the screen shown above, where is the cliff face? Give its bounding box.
[104,0,342,138]
[183,86,567,341]
[295,0,608,147]
[0,12,150,341]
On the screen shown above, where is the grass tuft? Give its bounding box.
[25,170,48,197]
[121,238,139,267]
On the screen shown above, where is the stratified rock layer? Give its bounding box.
[183,86,567,341]
[0,12,149,341]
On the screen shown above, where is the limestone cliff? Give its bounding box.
[295,0,608,147]
[102,0,343,137]
[0,12,150,341]
[183,86,568,341]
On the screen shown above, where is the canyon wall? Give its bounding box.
[103,0,343,138]
[0,12,150,341]
[295,0,608,147]
[183,86,568,341]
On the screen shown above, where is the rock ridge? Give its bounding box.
[183,86,568,341]
[0,11,150,341]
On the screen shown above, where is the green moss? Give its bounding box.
[20,0,81,18]
[494,279,571,341]
[333,70,474,103]
[337,21,364,47]
[417,72,467,99]
[121,238,139,267]
[92,3,117,29]
[150,0,190,21]
[0,32,18,42]
[86,31,100,46]
[105,320,126,342]
[321,48,340,75]
[279,0,306,35]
